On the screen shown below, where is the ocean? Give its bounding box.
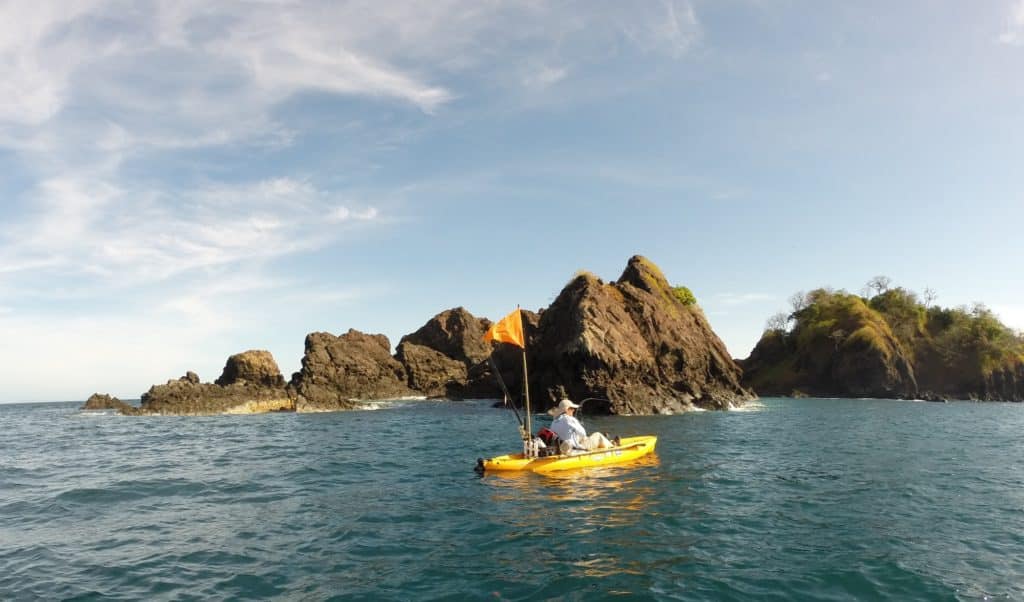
[2,397,1023,600]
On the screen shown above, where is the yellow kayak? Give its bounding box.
[477,436,658,473]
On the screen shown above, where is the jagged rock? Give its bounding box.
[398,307,492,365]
[524,256,755,414]
[140,380,293,415]
[395,307,496,398]
[139,364,294,415]
[289,329,414,411]
[80,393,140,415]
[138,350,293,416]
[215,350,286,388]
[395,342,469,398]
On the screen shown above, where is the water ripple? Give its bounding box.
[1,399,1024,599]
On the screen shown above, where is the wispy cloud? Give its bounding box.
[0,176,380,292]
[998,0,1024,45]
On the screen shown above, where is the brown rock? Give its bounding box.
[524,256,754,414]
[398,307,492,366]
[395,307,497,398]
[139,364,294,415]
[80,393,140,415]
[395,342,469,398]
[289,329,414,411]
[215,350,286,388]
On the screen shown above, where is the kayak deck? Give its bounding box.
[478,435,657,473]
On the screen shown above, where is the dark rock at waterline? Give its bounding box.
[80,393,140,415]
[289,329,415,411]
[395,307,493,398]
[140,370,293,416]
[524,256,755,414]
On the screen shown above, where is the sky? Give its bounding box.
[1,0,1023,402]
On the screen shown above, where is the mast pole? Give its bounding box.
[519,306,532,441]
[522,346,531,440]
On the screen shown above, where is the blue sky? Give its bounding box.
[1,1,1023,402]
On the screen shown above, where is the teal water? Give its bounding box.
[2,398,1023,600]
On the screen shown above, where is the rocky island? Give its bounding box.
[741,283,1024,401]
[84,255,755,416]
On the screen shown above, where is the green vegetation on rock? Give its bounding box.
[743,279,1024,401]
[671,286,697,306]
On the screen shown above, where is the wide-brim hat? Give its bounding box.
[548,398,581,417]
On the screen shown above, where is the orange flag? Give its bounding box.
[483,308,525,349]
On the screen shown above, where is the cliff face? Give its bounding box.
[395,307,492,398]
[742,288,1024,401]
[526,256,754,414]
[289,330,414,412]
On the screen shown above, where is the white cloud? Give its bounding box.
[998,0,1024,45]
[0,176,380,290]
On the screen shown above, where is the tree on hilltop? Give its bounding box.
[866,275,892,296]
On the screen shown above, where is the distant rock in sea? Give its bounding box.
[80,393,140,415]
[138,350,294,415]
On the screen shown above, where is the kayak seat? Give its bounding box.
[536,427,562,456]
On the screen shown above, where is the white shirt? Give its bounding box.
[550,413,587,449]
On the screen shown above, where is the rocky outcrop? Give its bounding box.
[215,350,286,388]
[525,256,755,414]
[395,307,495,398]
[742,290,918,399]
[80,393,140,415]
[741,287,1024,401]
[139,371,293,416]
[289,329,415,411]
[105,256,761,415]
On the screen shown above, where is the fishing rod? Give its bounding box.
[576,397,613,419]
[488,355,523,429]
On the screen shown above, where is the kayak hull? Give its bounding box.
[479,435,657,473]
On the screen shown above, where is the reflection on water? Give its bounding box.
[480,454,666,580]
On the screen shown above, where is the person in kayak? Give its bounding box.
[548,399,614,454]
